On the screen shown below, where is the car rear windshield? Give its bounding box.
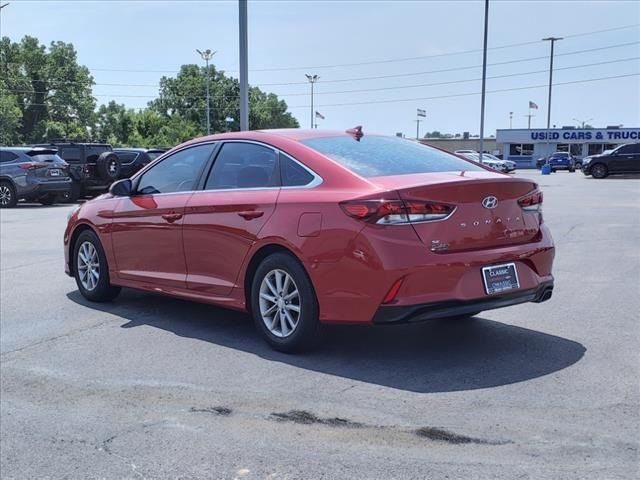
[301,135,482,177]
[29,154,64,162]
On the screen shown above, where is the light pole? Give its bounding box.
[573,117,592,128]
[239,0,248,131]
[305,74,319,129]
[478,0,489,162]
[196,48,216,135]
[509,111,513,129]
[0,3,9,31]
[542,37,562,130]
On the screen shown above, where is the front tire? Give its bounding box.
[73,230,121,302]
[591,163,608,179]
[250,252,321,353]
[0,181,17,208]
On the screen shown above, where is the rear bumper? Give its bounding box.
[372,280,553,324]
[20,179,72,197]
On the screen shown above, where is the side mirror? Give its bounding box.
[109,178,132,196]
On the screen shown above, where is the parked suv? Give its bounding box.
[112,148,168,177]
[547,152,576,172]
[582,143,640,178]
[0,147,72,208]
[32,141,122,201]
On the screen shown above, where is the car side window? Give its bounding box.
[0,151,19,163]
[620,143,640,155]
[59,147,81,162]
[280,153,315,187]
[117,152,138,163]
[205,142,278,190]
[136,143,215,195]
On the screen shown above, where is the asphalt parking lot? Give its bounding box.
[1,170,638,479]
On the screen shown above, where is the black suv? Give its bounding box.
[32,141,122,201]
[582,143,640,179]
[112,148,168,177]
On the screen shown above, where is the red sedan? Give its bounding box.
[64,128,555,352]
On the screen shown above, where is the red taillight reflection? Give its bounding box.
[518,191,543,211]
[340,199,454,224]
[18,162,48,170]
[382,277,404,304]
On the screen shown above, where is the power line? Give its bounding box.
[258,41,640,86]
[79,23,640,73]
[13,73,639,110]
[4,41,637,90]
[5,57,638,100]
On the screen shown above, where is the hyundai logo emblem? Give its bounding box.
[482,196,498,209]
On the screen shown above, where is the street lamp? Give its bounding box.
[542,37,563,130]
[573,117,593,128]
[196,48,216,135]
[305,74,319,129]
[478,0,489,162]
[0,3,9,27]
[509,111,513,129]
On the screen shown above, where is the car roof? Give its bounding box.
[190,128,362,143]
[0,146,58,154]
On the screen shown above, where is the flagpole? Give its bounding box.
[528,106,531,129]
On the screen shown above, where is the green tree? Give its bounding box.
[0,36,95,142]
[149,64,298,134]
[94,101,136,145]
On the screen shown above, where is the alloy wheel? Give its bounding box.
[592,164,607,179]
[259,269,301,338]
[0,185,13,206]
[77,241,100,291]
[108,160,118,174]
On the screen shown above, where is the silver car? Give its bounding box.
[0,147,72,207]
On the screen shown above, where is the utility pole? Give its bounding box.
[478,0,489,161]
[239,0,249,131]
[416,108,426,139]
[305,74,319,129]
[542,36,562,130]
[509,111,513,129]
[196,49,215,135]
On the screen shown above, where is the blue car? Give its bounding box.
[547,152,576,172]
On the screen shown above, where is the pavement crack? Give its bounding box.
[414,426,511,445]
[270,410,363,428]
[190,406,232,416]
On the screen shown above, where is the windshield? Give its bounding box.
[301,135,482,177]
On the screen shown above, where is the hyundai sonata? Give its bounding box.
[64,128,555,352]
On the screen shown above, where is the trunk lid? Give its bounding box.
[371,171,541,252]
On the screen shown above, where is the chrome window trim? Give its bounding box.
[125,138,324,199]
[201,139,323,192]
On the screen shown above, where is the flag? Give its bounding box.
[529,101,538,109]
[315,111,325,120]
[417,108,427,118]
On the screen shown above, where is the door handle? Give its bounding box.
[161,213,183,223]
[238,210,264,220]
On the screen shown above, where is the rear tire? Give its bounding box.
[591,163,608,179]
[0,181,17,208]
[250,252,321,353]
[73,230,121,302]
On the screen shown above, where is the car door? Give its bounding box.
[611,143,640,173]
[110,143,216,289]
[182,141,281,296]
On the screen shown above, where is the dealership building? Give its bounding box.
[423,126,639,168]
[496,127,640,168]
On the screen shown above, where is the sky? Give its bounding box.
[1,0,639,137]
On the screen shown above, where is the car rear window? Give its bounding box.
[301,135,482,177]
[29,154,64,162]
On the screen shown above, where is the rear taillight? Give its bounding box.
[340,199,454,225]
[518,190,543,212]
[18,162,48,170]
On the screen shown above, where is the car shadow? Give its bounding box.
[67,289,586,394]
